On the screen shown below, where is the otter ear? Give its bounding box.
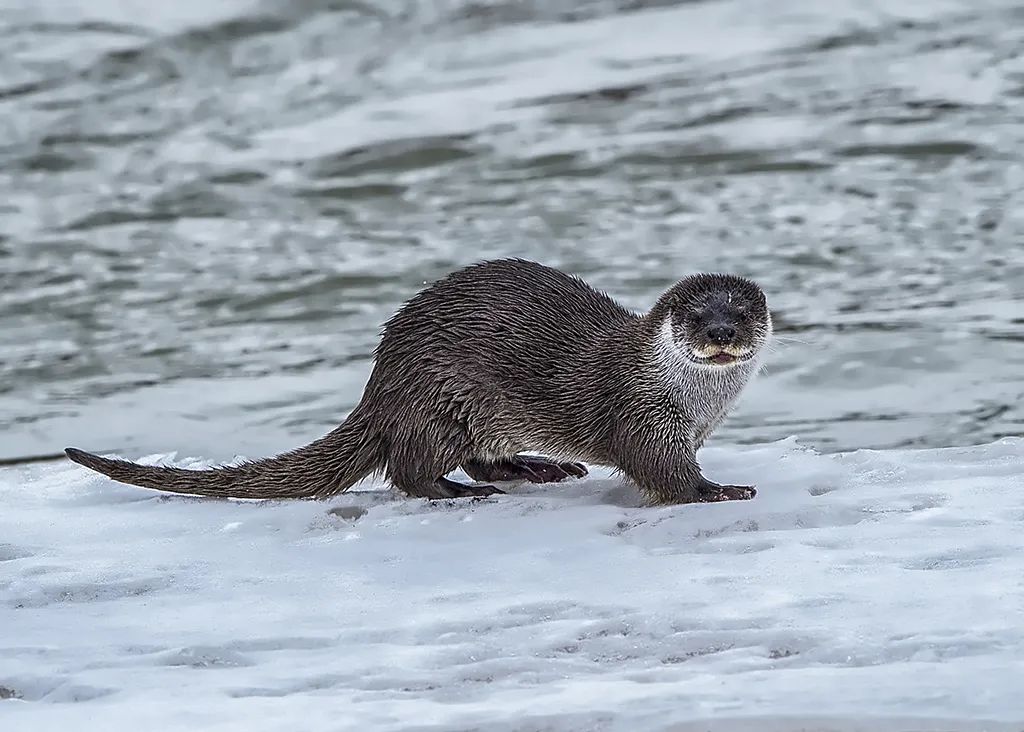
[659,316,689,351]
[654,316,692,371]
[657,316,676,344]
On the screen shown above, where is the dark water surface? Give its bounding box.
[1,0,1022,462]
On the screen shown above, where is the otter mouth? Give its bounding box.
[688,347,753,367]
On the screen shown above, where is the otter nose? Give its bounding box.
[706,325,736,344]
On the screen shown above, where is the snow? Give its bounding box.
[2,438,1024,731]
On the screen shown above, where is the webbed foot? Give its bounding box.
[432,477,505,499]
[464,455,588,484]
[697,483,756,502]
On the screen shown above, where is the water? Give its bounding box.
[1,0,1022,463]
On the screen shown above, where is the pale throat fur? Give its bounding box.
[652,314,772,439]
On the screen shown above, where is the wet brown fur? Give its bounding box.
[65,259,771,504]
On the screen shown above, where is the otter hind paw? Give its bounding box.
[433,477,505,499]
[464,456,589,484]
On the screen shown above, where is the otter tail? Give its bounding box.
[64,409,385,500]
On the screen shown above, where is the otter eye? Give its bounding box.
[695,310,714,327]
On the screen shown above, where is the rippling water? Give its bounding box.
[2,0,1022,462]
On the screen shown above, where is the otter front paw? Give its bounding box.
[697,484,756,502]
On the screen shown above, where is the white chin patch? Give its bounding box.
[656,319,755,371]
[690,346,751,360]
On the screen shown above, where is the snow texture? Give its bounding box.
[2,438,1024,731]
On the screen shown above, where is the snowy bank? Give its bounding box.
[2,438,1023,731]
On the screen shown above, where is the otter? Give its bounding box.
[65,258,772,505]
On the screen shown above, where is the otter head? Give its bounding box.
[656,273,772,370]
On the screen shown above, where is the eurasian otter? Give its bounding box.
[66,258,772,504]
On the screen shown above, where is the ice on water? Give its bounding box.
[2,438,1023,731]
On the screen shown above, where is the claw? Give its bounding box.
[562,461,589,478]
